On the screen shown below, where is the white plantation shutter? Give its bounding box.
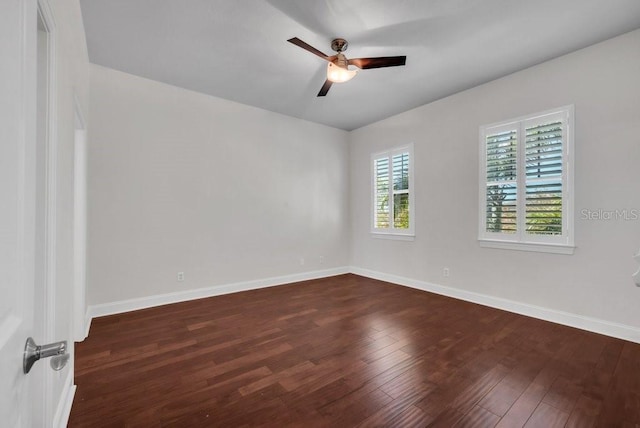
[372,144,414,236]
[485,129,517,234]
[479,106,573,253]
[374,157,390,228]
[525,120,563,236]
[392,152,410,229]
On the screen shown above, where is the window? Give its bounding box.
[479,106,574,254]
[372,144,414,238]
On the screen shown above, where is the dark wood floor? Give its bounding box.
[69,274,640,427]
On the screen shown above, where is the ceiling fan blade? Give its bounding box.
[348,56,407,69]
[287,37,331,60]
[317,79,333,97]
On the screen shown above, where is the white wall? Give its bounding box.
[350,29,640,334]
[87,65,349,306]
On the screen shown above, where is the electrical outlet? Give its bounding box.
[319,256,324,264]
[443,268,450,277]
[177,272,185,281]
[299,257,305,266]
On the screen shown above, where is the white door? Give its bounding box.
[1,0,54,426]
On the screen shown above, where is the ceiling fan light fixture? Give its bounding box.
[287,37,405,96]
[327,62,357,83]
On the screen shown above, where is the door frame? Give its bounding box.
[36,0,59,424]
[73,96,88,342]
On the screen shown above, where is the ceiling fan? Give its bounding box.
[287,37,407,97]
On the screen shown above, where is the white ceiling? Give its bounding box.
[80,0,640,131]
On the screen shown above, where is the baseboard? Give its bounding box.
[350,266,640,344]
[53,370,76,428]
[84,309,92,339]
[87,266,350,320]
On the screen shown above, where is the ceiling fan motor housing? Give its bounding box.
[331,38,348,53]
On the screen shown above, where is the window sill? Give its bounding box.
[371,232,415,241]
[479,239,574,255]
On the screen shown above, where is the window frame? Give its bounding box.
[371,143,415,240]
[478,106,575,254]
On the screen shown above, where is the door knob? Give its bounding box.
[23,337,69,374]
